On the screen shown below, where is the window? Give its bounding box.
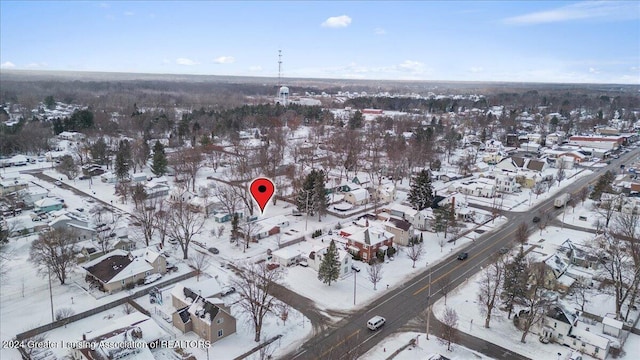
[145,271,150,276]
[558,334,563,339]
[573,340,577,346]
[121,279,125,285]
[218,329,223,337]
[554,322,557,328]
[582,342,586,347]
[344,257,348,264]
[595,348,599,354]
[216,318,223,324]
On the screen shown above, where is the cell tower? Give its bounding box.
[276,50,289,106]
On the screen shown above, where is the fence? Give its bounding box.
[14,270,196,342]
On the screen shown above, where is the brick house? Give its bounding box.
[340,221,394,262]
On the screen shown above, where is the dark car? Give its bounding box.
[220,286,236,297]
[499,247,509,254]
[532,216,541,223]
[208,247,219,254]
[457,252,469,260]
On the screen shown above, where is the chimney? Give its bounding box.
[82,333,86,341]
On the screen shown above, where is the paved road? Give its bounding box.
[285,147,640,360]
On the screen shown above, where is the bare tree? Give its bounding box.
[577,186,589,205]
[233,261,284,342]
[29,228,79,285]
[240,220,260,253]
[189,252,210,281]
[439,307,458,351]
[438,275,453,306]
[438,236,446,253]
[55,307,75,321]
[532,182,546,199]
[477,259,504,328]
[216,225,225,239]
[571,280,590,312]
[556,158,566,186]
[166,195,205,260]
[123,302,135,315]
[519,263,549,343]
[93,208,123,253]
[172,147,203,192]
[367,259,384,290]
[406,241,424,268]
[154,205,170,248]
[596,196,621,228]
[515,222,529,249]
[130,197,159,247]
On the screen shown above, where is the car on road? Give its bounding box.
[208,247,219,254]
[532,216,541,223]
[220,286,236,297]
[144,273,162,285]
[351,264,361,272]
[457,252,469,260]
[499,247,509,255]
[54,180,62,186]
[367,316,386,331]
[298,260,309,267]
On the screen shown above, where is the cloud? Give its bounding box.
[374,27,386,35]
[25,62,48,69]
[589,67,600,74]
[321,15,352,28]
[469,66,484,73]
[99,2,110,9]
[397,60,426,73]
[176,58,198,66]
[213,56,235,64]
[124,11,134,16]
[503,1,639,25]
[0,61,16,69]
[249,65,262,72]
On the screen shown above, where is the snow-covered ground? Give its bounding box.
[361,331,490,360]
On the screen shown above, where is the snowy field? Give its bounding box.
[361,331,490,360]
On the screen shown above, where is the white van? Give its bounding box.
[367,316,386,330]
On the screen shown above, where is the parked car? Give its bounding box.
[144,273,162,285]
[298,260,309,267]
[457,252,469,260]
[351,264,361,272]
[79,175,91,180]
[532,216,541,223]
[54,180,62,186]
[220,286,236,297]
[208,247,219,254]
[266,263,280,271]
[498,247,509,255]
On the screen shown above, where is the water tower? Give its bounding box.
[276,50,289,106]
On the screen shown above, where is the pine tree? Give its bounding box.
[318,240,340,286]
[502,249,528,319]
[313,170,328,221]
[408,169,434,210]
[115,140,131,180]
[151,141,168,176]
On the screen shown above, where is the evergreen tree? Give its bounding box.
[348,110,363,129]
[90,138,109,165]
[408,169,434,210]
[115,140,131,180]
[313,170,328,221]
[502,249,528,319]
[151,141,168,176]
[318,240,340,286]
[590,170,615,200]
[44,95,56,110]
[231,213,239,242]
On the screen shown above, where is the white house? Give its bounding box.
[412,208,435,231]
[271,247,302,267]
[344,188,369,206]
[308,244,352,278]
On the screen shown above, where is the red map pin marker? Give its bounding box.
[250,177,275,214]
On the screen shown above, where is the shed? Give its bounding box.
[602,316,623,337]
[271,248,302,267]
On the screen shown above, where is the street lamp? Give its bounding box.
[303,189,311,232]
[353,268,357,305]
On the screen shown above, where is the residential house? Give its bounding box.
[352,173,372,187]
[412,208,435,231]
[308,244,352,278]
[171,280,237,344]
[34,197,64,213]
[272,247,303,267]
[344,188,369,206]
[100,172,118,184]
[58,131,86,141]
[538,253,573,292]
[131,173,148,182]
[340,222,394,262]
[385,203,418,222]
[242,215,290,241]
[4,215,45,236]
[541,306,611,360]
[0,178,28,195]
[602,316,623,338]
[559,239,599,269]
[82,248,166,293]
[375,183,396,203]
[49,214,95,241]
[384,217,412,246]
[213,209,244,223]
[144,181,171,198]
[71,312,168,360]
[545,132,565,146]
[448,178,496,198]
[492,173,520,193]
[22,186,49,205]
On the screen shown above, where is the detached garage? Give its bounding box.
[271,248,302,267]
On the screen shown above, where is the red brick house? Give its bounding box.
[340,221,394,262]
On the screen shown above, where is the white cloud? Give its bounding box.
[176,58,198,66]
[374,27,386,35]
[124,11,134,16]
[503,1,639,25]
[321,15,352,28]
[589,67,600,74]
[249,65,262,72]
[213,56,235,64]
[98,2,110,9]
[0,61,16,69]
[469,66,484,73]
[25,62,47,69]
[398,60,426,73]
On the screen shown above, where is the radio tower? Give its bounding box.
[276,50,289,106]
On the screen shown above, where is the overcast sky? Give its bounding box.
[1,1,639,84]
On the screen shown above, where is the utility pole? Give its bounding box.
[48,268,54,322]
[426,268,431,340]
[353,269,357,305]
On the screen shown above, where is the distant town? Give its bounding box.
[1,72,639,360]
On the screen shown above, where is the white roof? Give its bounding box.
[34,197,62,207]
[108,256,154,284]
[348,188,369,201]
[388,203,418,217]
[272,247,302,260]
[572,321,610,349]
[171,278,224,300]
[602,316,623,329]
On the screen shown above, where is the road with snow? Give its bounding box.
[286,148,639,360]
